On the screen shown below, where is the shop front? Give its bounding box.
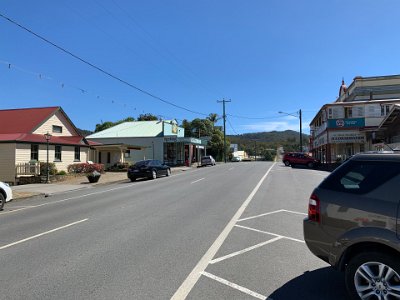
[163,137,207,166]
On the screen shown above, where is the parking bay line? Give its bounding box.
[201,271,269,300]
[0,218,88,250]
[210,236,283,264]
[235,224,305,243]
[171,163,276,300]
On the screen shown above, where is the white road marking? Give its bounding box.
[235,224,305,243]
[281,209,307,216]
[201,271,269,300]
[210,236,283,264]
[3,184,137,215]
[237,209,284,222]
[171,163,276,300]
[0,218,88,250]
[191,178,205,184]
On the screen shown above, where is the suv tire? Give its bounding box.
[307,162,314,168]
[284,160,290,166]
[345,251,400,299]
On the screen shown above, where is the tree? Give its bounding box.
[94,117,136,132]
[137,113,158,121]
[190,118,213,137]
[207,113,220,125]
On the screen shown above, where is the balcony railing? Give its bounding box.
[16,162,40,176]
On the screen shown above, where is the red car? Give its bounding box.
[282,152,320,168]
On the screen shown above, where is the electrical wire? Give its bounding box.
[0,12,209,117]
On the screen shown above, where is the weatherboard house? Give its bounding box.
[0,106,93,184]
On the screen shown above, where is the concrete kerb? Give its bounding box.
[11,166,194,200]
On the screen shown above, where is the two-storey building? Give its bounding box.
[310,75,400,163]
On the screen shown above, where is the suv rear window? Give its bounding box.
[320,160,400,194]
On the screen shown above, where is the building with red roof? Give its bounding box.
[0,106,93,184]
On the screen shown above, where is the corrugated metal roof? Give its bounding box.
[0,133,90,146]
[0,106,60,133]
[87,121,164,138]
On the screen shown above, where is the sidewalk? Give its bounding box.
[12,166,193,200]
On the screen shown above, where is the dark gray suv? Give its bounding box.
[303,152,400,299]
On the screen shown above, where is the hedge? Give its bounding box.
[67,163,105,174]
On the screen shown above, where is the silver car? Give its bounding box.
[201,155,216,167]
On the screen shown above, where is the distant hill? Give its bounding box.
[228,130,309,144]
[228,130,309,154]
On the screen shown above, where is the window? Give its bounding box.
[345,107,353,118]
[98,152,102,163]
[54,145,62,161]
[31,144,39,161]
[52,125,63,133]
[74,146,80,161]
[381,105,391,116]
[107,152,111,164]
[124,150,130,158]
[320,161,400,194]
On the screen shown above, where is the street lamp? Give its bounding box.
[44,132,52,183]
[279,109,302,152]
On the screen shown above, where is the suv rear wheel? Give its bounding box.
[284,160,290,166]
[345,251,400,299]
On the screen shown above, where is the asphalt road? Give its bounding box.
[0,162,348,299]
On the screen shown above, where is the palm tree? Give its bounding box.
[207,113,220,125]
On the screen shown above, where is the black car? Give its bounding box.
[127,160,171,181]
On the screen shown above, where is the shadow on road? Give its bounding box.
[267,267,348,300]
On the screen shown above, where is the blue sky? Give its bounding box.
[1,1,400,134]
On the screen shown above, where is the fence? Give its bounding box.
[16,162,40,176]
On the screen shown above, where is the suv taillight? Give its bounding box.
[308,193,320,223]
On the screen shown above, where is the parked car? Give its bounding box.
[127,160,171,181]
[231,156,241,162]
[201,155,216,166]
[282,152,320,168]
[0,181,13,210]
[303,152,400,299]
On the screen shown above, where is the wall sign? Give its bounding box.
[329,131,365,144]
[328,118,365,128]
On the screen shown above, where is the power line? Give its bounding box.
[0,11,209,117]
[0,60,184,123]
[226,116,239,135]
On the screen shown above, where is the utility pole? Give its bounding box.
[217,98,231,163]
[299,109,302,152]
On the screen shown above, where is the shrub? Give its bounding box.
[67,163,105,174]
[56,170,67,175]
[40,162,57,176]
[106,162,130,172]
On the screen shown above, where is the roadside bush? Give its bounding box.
[106,162,130,172]
[40,162,57,176]
[67,163,105,174]
[56,170,67,176]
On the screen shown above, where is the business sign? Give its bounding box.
[328,118,365,128]
[329,131,365,144]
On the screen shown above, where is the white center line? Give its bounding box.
[0,218,88,250]
[171,163,276,300]
[191,178,205,184]
[201,271,268,300]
